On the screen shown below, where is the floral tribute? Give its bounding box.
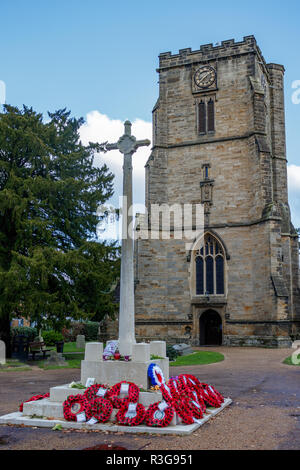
[148,363,165,387]
[19,393,50,412]
[63,394,91,422]
[89,397,113,423]
[116,402,146,426]
[19,373,225,429]
[145,401,174,427]
[107,381,140,409]
[83,383,110,402]
[198,383,224,408]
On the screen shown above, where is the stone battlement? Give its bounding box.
[158,35,268,70]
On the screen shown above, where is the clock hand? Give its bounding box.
[200,72,211,82]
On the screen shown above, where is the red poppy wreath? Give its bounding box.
[172,398,195,425]
[63,394,91,422]
[107,381,140,409]
[167,378,181,401]
[160,383,175,405]
[116,402,146,426]
[202,383,224,404]
[83,383,110,402]
[183,396,204,420]
[145,402,174,428]
[19,393,50,412]
[89,397,113,423]
[199,384,222,408]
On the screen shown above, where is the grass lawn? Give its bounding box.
[283,353,300,366]
[48,342,86,353]
[0,359,31,372]
[170,350,224,366]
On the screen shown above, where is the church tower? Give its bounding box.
[134,36,300,347]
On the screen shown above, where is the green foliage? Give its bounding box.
[11,326,37,341]
[83,321,99,341]
[42,330,64,346]
[150,354,164,360]
[283,354,300,366]
[166,344,179,362]
[52,424,63,431]
[69,382,86,389]
[0,105,120,351]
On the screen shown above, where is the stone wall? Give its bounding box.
[134,36,300,346]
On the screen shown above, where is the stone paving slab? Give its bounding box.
[0,398,232,436]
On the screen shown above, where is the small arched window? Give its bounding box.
[194,234,225,296]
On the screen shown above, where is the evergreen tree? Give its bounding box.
[0,105,120,356]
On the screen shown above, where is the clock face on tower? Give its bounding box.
[194,65,216,89]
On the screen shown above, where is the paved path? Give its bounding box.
[0,347,299,450]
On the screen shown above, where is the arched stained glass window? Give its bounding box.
[206,256,214,294]
[194,233,226,296]
[216,255,224,294]
[196,256,204,295]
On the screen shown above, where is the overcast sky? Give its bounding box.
[1,0,299,230]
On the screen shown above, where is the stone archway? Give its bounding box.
[199,310,222,345]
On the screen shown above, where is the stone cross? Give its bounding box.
[105,121,150,356]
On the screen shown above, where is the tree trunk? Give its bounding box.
[0,313,11,358]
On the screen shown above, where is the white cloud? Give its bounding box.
[79,110,152,209]
[288,164,300,228]
[288,164,300,191]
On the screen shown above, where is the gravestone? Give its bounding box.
[76,335,85,349]
[0,340,5,365]
[173,343,194,356]
[46,350,66,366]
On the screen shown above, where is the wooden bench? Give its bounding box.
[28,342,51,360]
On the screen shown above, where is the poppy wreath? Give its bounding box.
[145,402,174,428]
[63,394,91,422]
[177,374,201,395]
[201,383,224,404]
[186,374,202,390]
[187,389,206,414]
[89,397,113,423]
[199,384,222,408]
[160,383,175,406]
[177,374,192,394]
[183,397,204,420]
[83,383,110,402]
[107,381,140,409]
[116,402,146,426]
[167,378,181,401]
[172,398,194,425]
[148,364,165,387]
[19,393,50,412]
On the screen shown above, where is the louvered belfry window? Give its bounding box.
[198,99,215,134]
[207,99,215,132]
[198,101,206,134]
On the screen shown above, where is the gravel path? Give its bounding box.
[0,347,299,450]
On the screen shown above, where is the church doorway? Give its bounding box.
[199,310,222,345]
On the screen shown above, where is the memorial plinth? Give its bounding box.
[81,341,169,389]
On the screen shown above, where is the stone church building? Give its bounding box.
[132,35,300,347]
